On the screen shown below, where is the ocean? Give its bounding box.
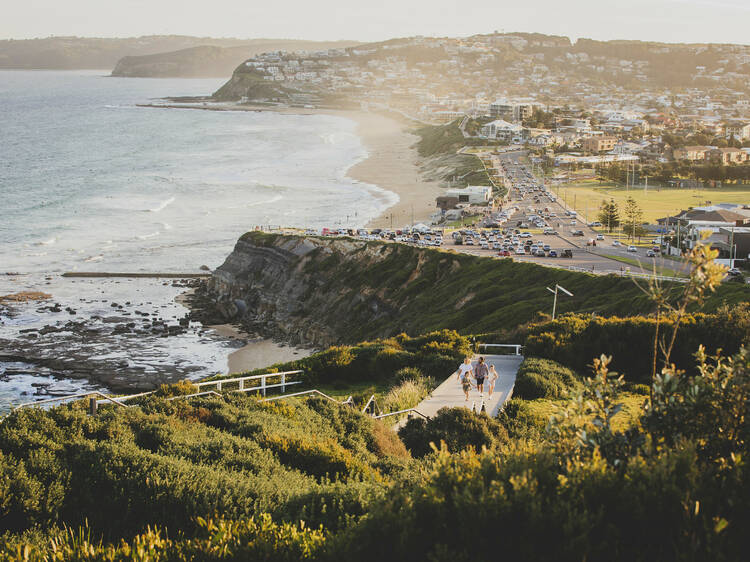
[0,70,396,411]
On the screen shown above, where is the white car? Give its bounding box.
[612,240,621,247]
[627,245,638,253]
[596,234,604,240]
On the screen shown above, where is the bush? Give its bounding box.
[497,398,549,438]
[521,305,750,383]
[513,358,580,399]
[398,408,508,458]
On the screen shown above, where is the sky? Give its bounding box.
[3,0,750,45]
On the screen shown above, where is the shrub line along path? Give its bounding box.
[411,354,523,418]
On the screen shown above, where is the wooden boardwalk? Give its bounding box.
[412,354,523,418]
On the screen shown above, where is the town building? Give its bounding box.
[673,146,711,161]
[445,185,493,204]
[707,147,749,165]
[582,136,618,153]
[725,121,750,141]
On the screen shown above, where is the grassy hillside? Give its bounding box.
[231,233,750,345]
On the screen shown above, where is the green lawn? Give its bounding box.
[554,181,750,223]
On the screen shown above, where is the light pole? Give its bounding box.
[546,284,574,320]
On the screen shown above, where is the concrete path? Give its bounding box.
[413,354,523,418]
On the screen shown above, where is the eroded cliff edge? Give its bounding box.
[190,232,431,348]
[187,231,701,350]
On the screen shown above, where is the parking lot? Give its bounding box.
[452,153,689,278]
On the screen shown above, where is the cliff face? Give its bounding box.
[193,232,725,350]
[200,233,408,347]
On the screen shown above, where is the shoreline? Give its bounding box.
[334,110,443,229]
[140,101,444,229]
[208,323,312,374]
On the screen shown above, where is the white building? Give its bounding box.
[445,185,493,204]
[480,119,523,140]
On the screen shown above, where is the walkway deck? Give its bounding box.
[413,354,523,418]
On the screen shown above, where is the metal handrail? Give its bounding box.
[373,408,428,420]
[196,370,303,389]
[361,394,382,415]
[100,370,305,405]
[262,389,349,405]
[14,391,129,411]
[478,343,523,355]
[165,391,223,401]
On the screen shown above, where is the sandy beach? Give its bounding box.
[335,111,443,229]
[209,324,312,374]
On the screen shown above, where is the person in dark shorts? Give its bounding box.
[474,356,489,398]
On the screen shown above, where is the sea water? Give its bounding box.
[0,70,396,410]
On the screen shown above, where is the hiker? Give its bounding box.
[474,356,489,398]
[486,364,498,397]
[456,357,474,401]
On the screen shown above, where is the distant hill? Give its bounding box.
[0,36,359,75]
[111,41,360,78]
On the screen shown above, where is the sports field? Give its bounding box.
[553,180,750,223]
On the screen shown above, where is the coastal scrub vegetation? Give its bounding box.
[2,242,750,559]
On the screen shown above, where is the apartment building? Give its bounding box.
[582,136,618,153]
[708,147,749,165]
[725,122,750,141]
[673,146,711,161]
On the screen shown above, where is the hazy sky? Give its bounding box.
[4,0,749,45]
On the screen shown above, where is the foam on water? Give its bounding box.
[0,70,398,409]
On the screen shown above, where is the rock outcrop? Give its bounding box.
[192,233,409,348]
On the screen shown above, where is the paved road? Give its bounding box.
[411,354,523,418]
[453,151,689,278]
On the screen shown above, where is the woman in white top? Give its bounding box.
[456,357,474,401]
[486,364,499,398]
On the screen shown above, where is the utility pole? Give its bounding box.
[546,284,574,320]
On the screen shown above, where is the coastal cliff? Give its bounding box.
[190,232,749,349]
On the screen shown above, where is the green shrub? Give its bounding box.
[398,408,508,458]
[522,305,750,383]
[513,358,580,399]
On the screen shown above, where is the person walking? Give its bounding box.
[474,356,489,398]
[456,357,474,401]
[486,364,498,398]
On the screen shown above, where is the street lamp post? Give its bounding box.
[546,284,574,320]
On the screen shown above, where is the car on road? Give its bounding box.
[548,250,558,258]
[596,234,604,240]
[561,249,573,258]
[498,250,511,256]
[588,221,602,227]
[612,240,621,247]
[646,250,656,257]
[571,230,585,236]
[627,245,638,253]
[515,248,525,255]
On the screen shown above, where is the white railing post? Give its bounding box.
[217,381,222,391]
[239,378,244,391]
[261,375,266,397]
[281,373,286,393]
